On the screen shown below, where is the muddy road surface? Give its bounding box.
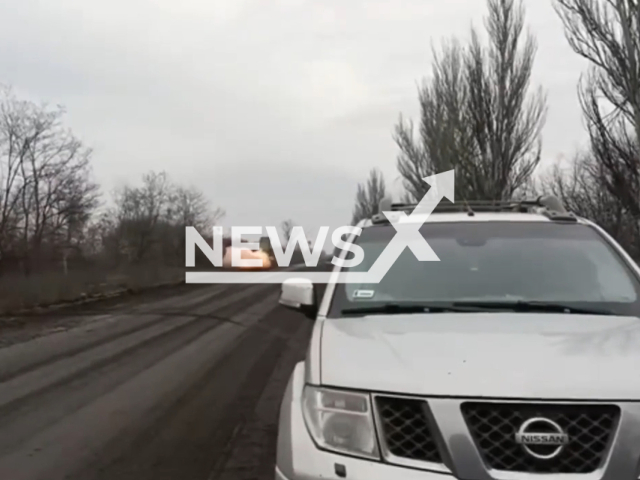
[0,282,320,480]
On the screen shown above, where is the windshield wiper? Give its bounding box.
[451,300,614,316]
[341,302,487,316]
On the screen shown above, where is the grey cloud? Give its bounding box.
[208,161,362,232]
[0,0,593,232]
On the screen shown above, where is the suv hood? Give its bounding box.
[320,313,640,399]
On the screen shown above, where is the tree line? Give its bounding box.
[0,86,225,310]
[351,0,640,259]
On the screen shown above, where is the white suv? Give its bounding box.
[275,197,640,480]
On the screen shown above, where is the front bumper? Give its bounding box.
[276,362,640,480]
[275,454,446,480]
[275,362,447,480]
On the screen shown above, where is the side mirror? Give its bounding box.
[279,278,317,319]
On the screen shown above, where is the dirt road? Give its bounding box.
[0,282,316,480]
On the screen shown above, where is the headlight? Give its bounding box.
[302,385,380,459]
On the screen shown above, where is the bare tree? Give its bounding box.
[281,219,295,243]
[0,85,99,274]
[395,41,474,201]
[103,171,224,266]
[464,0,548,199]
[540,151,640,258]
[111,171,171,263]
[554,0,640,219]
[395,0,547,201]
[169,185,224,231]
[351,168,387,224]
[165,184,225,261]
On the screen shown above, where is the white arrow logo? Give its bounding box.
[186,170,455,284]
[353,169,455,283]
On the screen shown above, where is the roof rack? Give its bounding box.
[371,195,577,223]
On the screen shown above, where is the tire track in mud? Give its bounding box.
[0,284,280,457]
[0,284,274,383]
[0,285,232,382]
[209,314,313,480]
[0,284,216,347]
[72,302,305,480]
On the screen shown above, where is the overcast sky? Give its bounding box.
[0,0,590,239]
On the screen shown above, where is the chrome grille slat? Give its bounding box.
[374,396,443,464]
[461,402,620,474]
[371,394,626,476]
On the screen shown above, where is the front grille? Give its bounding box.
[374,396,442,464]
[462,402,619,474]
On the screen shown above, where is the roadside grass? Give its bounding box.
[0,266,185,315]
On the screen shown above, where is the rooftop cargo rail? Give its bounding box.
[372,195,576,224]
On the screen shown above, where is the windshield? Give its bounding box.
[327,221,640,317]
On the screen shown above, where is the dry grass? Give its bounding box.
[0,266,185,314]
